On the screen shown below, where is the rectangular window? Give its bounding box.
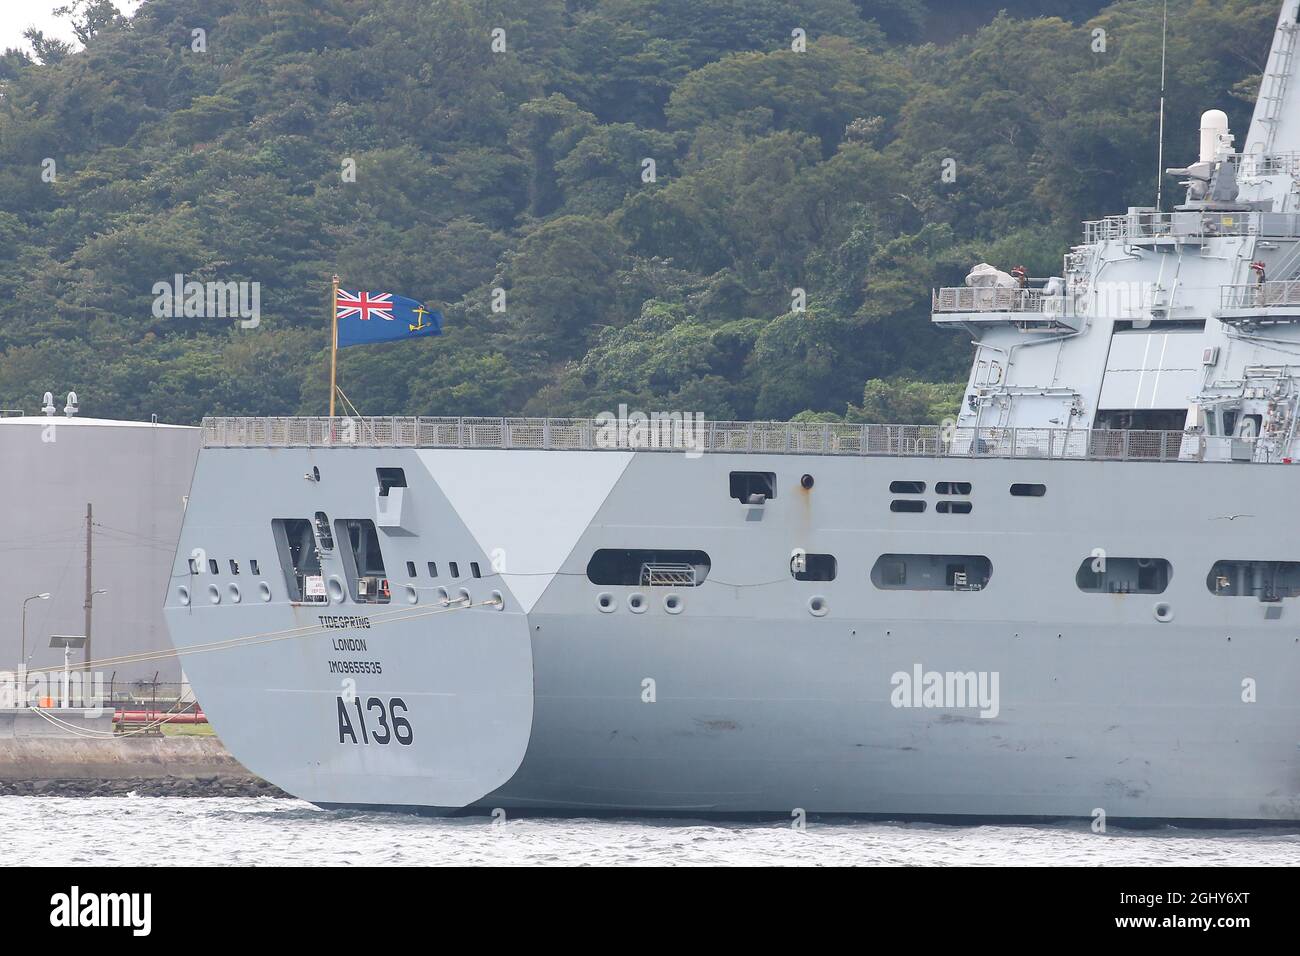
[208,558,219,575]
[249,559,260,576]
[730,471,776,503]
[936,482,972,495]
[188,556,200,574]
[229,559,240,575]
[470,561,482,578]
[889,480,926,494]
[406,560,417,578]
[1076,557,1170,594]
[1207,560,1300,599]
[1010,483,1046,497]
[334,518,390,604]
[871,554,992,591]
[271,518,323,603]
[936,501,972,514]
[890,500,926,513]
[791,553,836,581]
[427,561,438,578]
[377,468,407,497]
[449,561,460,578]
[587,549,711,587]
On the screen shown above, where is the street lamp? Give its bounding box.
[20,593,51,675]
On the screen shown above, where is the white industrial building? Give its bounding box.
[0,398,199,686]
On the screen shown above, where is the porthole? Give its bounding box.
[227,584,241,604]
[1154,602,1174,623]
[405,585,418,605]
[628,592,647,613]
[597,592,617,613]
[809,595,828,617]
[258,582,272,603]
[177,586,191,607]
[664,593,683,614]
[207,585,221,605]
[327,576,345,603]
[800,474,814,489]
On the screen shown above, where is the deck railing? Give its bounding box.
[1082,210,1300,244]
[1237,151,1300,178]
[1221,280,1300,309]
[932,287,1075,315]
[199,417,1281,463]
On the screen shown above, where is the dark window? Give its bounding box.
[1076,557,1171,594]
[208,558,219,575]
[229,559,240,575]
[377,468,407,497]
[791,553,837,581]
[406,560,417,578]
[730,471,776,503]
[1207,560,1300,599]
[314,511,333,550]
[470,561,482,578]
[427,561,438,578]
[587,549,712,587]
[936,501,972,514]
[334,518,389,604]
[890,499,926,513]
[271,518,323,603]
[936,482,972,495]
[449,561,460,578]
[1010,483,1047,497]
[249,559,260,576]
[187,556,200,574]
[890,480,926,494]
[871,554,992,591]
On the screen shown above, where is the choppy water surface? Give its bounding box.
[3,796,1299,865]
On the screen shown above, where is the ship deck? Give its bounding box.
[198,417,1277,463]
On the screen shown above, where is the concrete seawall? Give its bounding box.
[0,734,287,798]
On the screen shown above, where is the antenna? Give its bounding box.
[1155,0,1169,211]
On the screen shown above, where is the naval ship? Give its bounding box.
[165,2,1300,822]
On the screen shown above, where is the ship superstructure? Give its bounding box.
[936,1,1300,458]
[162,2,1300,821]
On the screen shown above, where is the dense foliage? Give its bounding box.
[0,0,1279,423]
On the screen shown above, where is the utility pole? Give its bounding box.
[83,503,92,667]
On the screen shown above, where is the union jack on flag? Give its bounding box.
[334,287,442,348]
[336,290,394,322]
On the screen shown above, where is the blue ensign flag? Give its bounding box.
[335,289,443,348]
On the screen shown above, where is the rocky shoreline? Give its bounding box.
[0,776,290,798]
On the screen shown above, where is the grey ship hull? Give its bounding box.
[163,444,1300,822]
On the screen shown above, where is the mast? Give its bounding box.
[1244,1,1300,160]
[329,274,339,419]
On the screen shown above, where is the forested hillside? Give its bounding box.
[0,0,1280,423]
